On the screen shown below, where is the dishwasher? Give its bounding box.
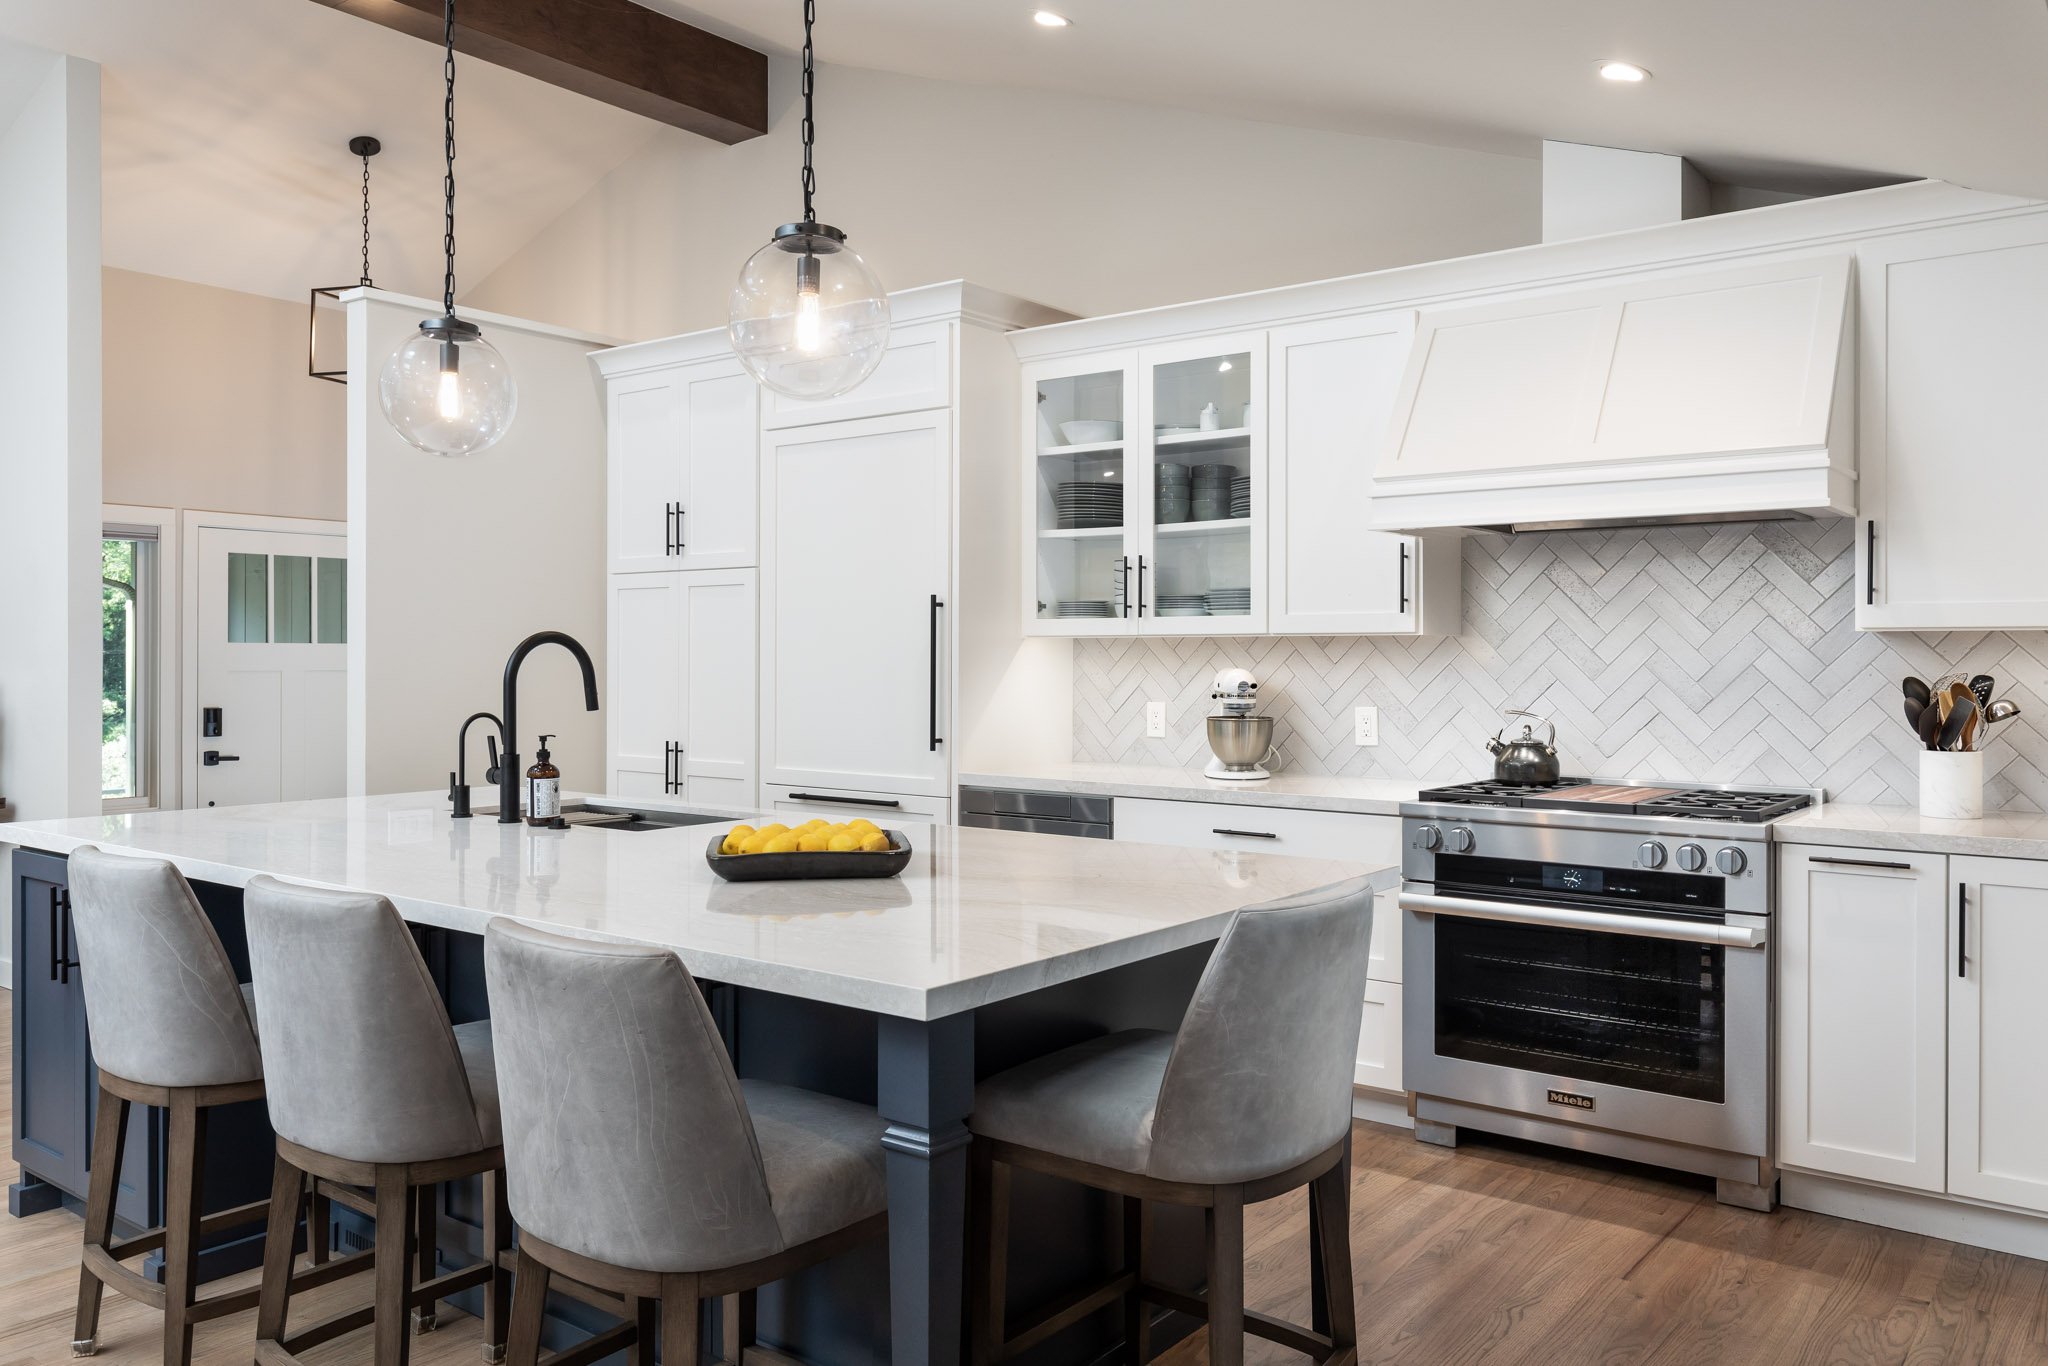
[958,786,1114,839]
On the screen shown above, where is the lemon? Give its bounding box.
[722,824,756,854]
[847,818,879,834]
[798,831,833,852]
[828,832,862,852]
[764,833,802,854]
[798,818,829,831]
[758,822,791,838]
[740,832,774,855]
[859,831,892,853]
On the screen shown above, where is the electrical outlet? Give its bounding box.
[1355,706,1379,746]
[1146,700,1167,739]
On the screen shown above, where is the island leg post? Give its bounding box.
[877,1012,975,1366]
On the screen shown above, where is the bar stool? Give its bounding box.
[968,876,1377,1366]
[243,875,510,1366]
[482,920,890,1366]
[63,847,329,1365]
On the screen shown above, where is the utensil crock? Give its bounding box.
[1919,750,1984,820]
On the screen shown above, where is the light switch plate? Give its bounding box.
[1355,706,1379,746]
[1146,701,1167,739]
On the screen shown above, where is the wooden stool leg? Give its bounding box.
[628,1295,658,1366]
[414,1178,440,1334]
[373,1168,418,1366]
[504,1245,550,1366]
[482,1170,512,1362]
[161,1092,206,1366]
[1205,1187,1245,1366]
[661,1274,702,1366]
[968,1144,1008,1366]
[309,1189,331,1265]
[71,1087,129,1356]
[255,1153,305,1348]
[1312,1140,1358,1358]
[1122,1194,1149,1364]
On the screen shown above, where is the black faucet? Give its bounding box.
[448,711,506,819]
[499,631,600,824]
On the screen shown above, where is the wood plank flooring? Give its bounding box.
[3,989,2043,1364]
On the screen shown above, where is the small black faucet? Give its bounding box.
[499,631,600,824]
[449,711,506,819]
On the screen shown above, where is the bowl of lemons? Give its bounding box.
[705,817,912,881]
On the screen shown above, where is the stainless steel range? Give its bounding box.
[1399,778,1818,1211]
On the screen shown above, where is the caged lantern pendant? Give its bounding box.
[378,0,516,456]
[727,0,888,400]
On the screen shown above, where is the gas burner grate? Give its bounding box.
[1414,778,1595,807]
[1636,790,1814,822]
[1413,779,1813,823]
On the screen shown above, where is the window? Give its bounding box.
[102,528,159,810]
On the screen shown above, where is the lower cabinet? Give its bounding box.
[606,568,757,807]
[11,850,91,1208]
[1354,979,1403,1092]
[761,784,952,828]
[1948,855,2048,1212]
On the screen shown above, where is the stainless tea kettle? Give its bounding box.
[1486,709,1561,786]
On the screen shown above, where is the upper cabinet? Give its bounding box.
[1857,215,2048,631]
[600,348,759,574]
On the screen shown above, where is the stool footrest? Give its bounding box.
[998,1270,1138,1361]
[540,1320,637,1366]
[1139,1283,1337,1360]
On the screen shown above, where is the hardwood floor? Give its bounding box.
[3,989,2044,1364]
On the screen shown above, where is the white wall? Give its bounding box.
[345,291,609,800]
[0,51,102,973]
[467,61,1541,341]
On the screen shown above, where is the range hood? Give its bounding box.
[1369,251,1855,534]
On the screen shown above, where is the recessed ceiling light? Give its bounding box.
[1033,10,1072,27]
[1598,60,1650,83]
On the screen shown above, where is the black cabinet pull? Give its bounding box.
[929,595,944,752]
[51,889,78,986]
[1866,520,1877,607]
[665,502,675,556]
[48,887,60,983]
[664,741,684,795]
[675,504,685,554]
[1810,856,1913,871]
[1213,828,1278,840]
[202,750,240,766]
[1399,543,1411,613]
[788,792,902,809]
[1136,556,1147,617]
[1958,882,1968,979]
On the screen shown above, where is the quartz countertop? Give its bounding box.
[2,792,1389,1020]
[959,763,1421,816]
[1773,803,2048,860]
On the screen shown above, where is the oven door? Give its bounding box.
[1402,888,1769,1158]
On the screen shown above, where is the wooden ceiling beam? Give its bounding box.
[312,0,768,144]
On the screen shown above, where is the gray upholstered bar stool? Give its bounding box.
[64,847,330,1366]
[243,875,510,1366]
[483,919,890,1366]
[968,876,1376,1366]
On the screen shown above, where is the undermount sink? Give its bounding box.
[472,802,727,832]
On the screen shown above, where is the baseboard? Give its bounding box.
[1352,1087,1413,1129]
[1781,1170,2048,1261]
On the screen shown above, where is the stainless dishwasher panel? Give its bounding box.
[959,786,1114,839]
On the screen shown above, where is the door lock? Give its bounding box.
[202,750,241,766]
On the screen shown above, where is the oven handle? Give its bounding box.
[1400,891,1767,950]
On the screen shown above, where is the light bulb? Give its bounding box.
[795,286,822,354]
[378,322,517,457]
[437,367,463,420]
[730,224,889,400]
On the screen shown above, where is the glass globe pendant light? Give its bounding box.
[378,0,516,456]
[727,0,889,400]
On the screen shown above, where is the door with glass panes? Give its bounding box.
[1024,350,1141,635]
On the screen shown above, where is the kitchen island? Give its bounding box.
[6,792,1387,1366]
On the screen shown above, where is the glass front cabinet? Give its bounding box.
[1024,333,1267,637]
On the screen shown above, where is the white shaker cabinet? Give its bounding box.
[601,347,759,575]
[1857,213,2048,630]
[605,568,757,806]
[761,410,953,800]
[1267,312,1458,635]
[1776,846,1949,1191]
[1948,856,2048,1213]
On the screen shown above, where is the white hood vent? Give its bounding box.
[1370,252,1855,534]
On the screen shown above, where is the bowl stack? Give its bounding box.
[1155,463,1190,524]
[1191,464,1236,523]
[1230,473,1251,519]
[1157,594,1210,618]
[1205,587,1251,616]
[1055,479,1123,529]
[1054,600,1114,620]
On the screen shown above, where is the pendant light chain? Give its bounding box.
[442,0,459,317]
[358,147,375,287]
[799,0,816,223]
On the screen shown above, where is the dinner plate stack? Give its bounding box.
[1155,462,1190,524]
[1054,480,1124,529]
[1205,587,1251,616]
[1156,594,1210,618]
[1190,463,1235,522]
[1230,473,1251,519]
[1054,600,1115,619]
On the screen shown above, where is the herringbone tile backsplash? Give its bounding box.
[1074,521,2048,810]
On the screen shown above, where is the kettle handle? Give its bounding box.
[1504,709,1556,749]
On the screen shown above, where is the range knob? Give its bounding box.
[1716,846,1748,876]
[1638,841,1668,870]
[1675,843,1708,873]
[1414,824,1443,851]
[1446,827,1476,854]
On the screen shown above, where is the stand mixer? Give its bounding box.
[1205,667,1280,781]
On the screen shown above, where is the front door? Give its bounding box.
[189,523,348,809]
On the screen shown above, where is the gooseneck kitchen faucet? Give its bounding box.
[498,631,600,824]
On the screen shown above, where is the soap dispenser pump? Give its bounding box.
[525,735,561,826]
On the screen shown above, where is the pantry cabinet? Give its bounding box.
[605,568,757,806]
[1947,855,2048,1212]
[1856,213,2048,631]
[601,347,758,576]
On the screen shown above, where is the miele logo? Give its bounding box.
[1547,1089,1596,1111]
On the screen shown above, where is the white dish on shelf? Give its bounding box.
[1060,420,1124,444]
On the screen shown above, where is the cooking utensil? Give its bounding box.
[1987,698,2022,724]
[1904,676,1932,707]
[1971,674,1996,712]
[1917,702,1943,749]
[1486,710,1562,785]
[1939,696,1977,752]
[1904,696,1926,735]
[1950,680,1974,722]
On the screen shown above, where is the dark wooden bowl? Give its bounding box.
[705,830,913,882]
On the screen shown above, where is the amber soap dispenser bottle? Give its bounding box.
[525,735,561,826]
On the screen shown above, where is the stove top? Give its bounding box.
[1411,778,1815,824]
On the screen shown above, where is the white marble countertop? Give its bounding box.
[2,792,1389,1021]
[959,763,1421,816]
[1773,803,2048,860]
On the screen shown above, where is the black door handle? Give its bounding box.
[1213,828,1279,840]
[202,751,240,766]
[675,504,685,553]
[1136,556,1147,617]
[1399,543,1411,613]
[48,887,60,983]
[1958,882,1968,979]
[665,741,684,795]
[787,792,902,809]
[1866,520,1877,607]
[54,889,78,985]
[930,595,944,752]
